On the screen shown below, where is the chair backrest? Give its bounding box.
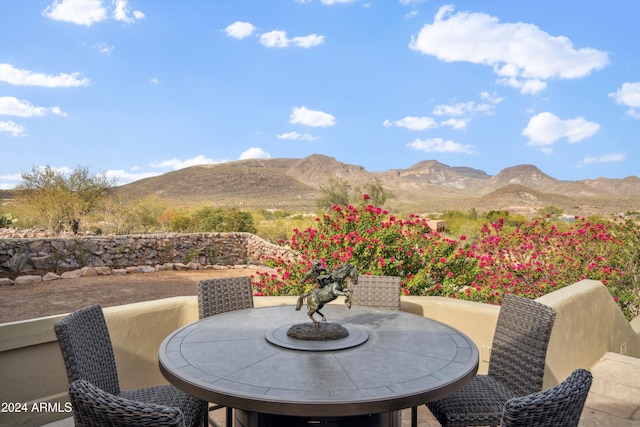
[500,368,593,427]
[488,294,556,396]
[54,304,120,396]
[69,379,186,427]
[351,275,401,310]
[197,276,254,319]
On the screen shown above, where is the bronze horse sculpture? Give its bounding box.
[295,262,358,326]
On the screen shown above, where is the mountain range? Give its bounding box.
[116,154,640,215]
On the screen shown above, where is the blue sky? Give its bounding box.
[1,0,639,190]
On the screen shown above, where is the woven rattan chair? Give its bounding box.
[425,293,557,427]
[351,275,401,310]
[197,276,255,426]
[197,276,254,319]
[500,368,593,427]
[69,379,189,426]
[54,304,206,427]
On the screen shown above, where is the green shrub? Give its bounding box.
[253,199,640,320]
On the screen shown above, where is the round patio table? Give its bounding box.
[159,305,478,427]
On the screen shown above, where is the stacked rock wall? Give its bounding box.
[0,232,293,275]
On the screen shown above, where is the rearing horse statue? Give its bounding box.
[295,262,358,326]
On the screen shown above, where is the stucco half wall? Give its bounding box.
[537,279,640,388]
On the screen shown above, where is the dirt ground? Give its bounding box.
[0,268,256,324]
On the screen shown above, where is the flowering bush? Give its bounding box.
[252,197,640,320]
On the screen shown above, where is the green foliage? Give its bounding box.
[183,248,201,264]
[71,238,93,267]
[168,212,194,232]
[537,205,563,218]
[356,177,394,207]
[254,210,316,243]
[165,206,257,233]
[98,195,169,235]
[254,203,640,320]
[16,165,114,233]
[316,177,352,210]
[0,213,15,228]
[254,201,467,296]
[316,177,393,210]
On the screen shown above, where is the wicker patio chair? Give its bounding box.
[351,275,401,310]
[197,276,254,319]
[197,276,255,426]
[500,368,593,427]
[425,293,557,427]
[54,304,206,427]
[69,379,188,426]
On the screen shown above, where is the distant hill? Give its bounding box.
[110,154,640,215]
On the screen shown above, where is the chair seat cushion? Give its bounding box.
[121,385,206,427]
[426,375,517,427]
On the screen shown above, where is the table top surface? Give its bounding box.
[159,305,478,417]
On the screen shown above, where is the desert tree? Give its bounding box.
[357,177,394,207]
[16,165,115,233]
[317,176,393,209]
[316,177,352,210]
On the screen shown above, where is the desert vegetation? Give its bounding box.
[253,195,640,321]
[2,166,639,320]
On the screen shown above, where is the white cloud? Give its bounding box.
[224,21,256,39]
[404,10,418,20]
[112,0,145,23]
[609,82,640,119]
[320,0,358,4]
[407,138,475,154]
[92,42,115,55]
[150,78,160,84]
[277,131,318,141]
[240,147,271,159]
[383,116,437,131]
[0,96,67,118]
[43,0,143,26]
[0,120,26,137]
[260,30,325,48]
[610,82,640,107]
[104,169,159,185]
[440,118,469,130]
[43,0,107,26]
[0,63,91,87]
[384,93,502,132]
[400,0,426,4]
[0,173,24,190]
[432,101,475,117]
[260,30,289,48]
[433,93,502,129]
[151,155,222,170]
[293,34,325,48]
[522,112,600,150]
[409,5,609,94]
[580,153,624,165]
[290,106,335,127]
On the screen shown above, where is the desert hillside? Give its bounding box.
[112,154,640,215]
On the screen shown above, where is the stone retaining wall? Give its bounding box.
[0,232,294,275]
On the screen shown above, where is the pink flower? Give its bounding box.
[363,194,370,200]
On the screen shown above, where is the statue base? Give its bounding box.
[286,322,349,341]
[265,323,369,352]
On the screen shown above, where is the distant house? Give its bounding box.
[425,220,445,232]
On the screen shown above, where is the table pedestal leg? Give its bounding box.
[234,409,402,427]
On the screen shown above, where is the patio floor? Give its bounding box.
[42,352,640,427]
